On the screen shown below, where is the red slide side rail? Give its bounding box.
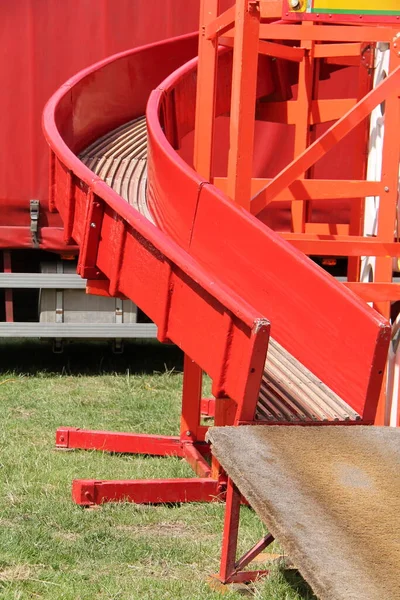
[43,35,269,419]
[145,46,391,422]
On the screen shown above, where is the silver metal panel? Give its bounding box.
[0,323,157,338]
[0,273,87,289]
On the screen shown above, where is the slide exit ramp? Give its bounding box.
[207,424,400,600]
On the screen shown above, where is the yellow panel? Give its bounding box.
[312,0,399,11]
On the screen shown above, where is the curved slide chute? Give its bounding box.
[44,33,389,426]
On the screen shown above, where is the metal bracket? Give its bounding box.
[30,199,40,248]
[361,44,375,72]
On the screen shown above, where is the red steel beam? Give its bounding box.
[206,5,235,40]
[72,478,221,506]
[194,0,219,180]
[182,443,212,477]
[222,25,396,43]
[283,235,400,257]
[258,24,396,43]
[226,0,260,209]
[344,283,400,303]
[55,427,186,457]
[220,36,305,62]
[214,177,383,202]
[219,479,241,583]
[313,42,363,58]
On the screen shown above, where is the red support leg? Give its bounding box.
[56,355,217,506]
[182,442,212,477]
[56,427,185,457]
[180,354,204,442]
[73,477,222,506]
[219,478,241,582]
[215,478,273,585]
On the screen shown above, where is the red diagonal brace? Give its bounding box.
[251,65,400,215]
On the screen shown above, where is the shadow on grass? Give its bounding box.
[282,569,317,600]
[0,339,183,376]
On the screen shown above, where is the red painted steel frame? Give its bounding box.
[42,14,397,600]
[73,478,222,507]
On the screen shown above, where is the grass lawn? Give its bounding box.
[0,340,315,600]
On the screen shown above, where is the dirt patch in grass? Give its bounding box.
[53,531,82,542]
[0,564,34,582]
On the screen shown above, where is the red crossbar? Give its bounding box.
[56,427,186,457]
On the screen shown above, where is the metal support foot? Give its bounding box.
[73,477,223,506]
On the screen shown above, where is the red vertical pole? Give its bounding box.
[194,0,219,181]
[347,46,374,282]
[3,251,13,323]
[219,478,241,583]
[291,24,314,233]
[226,0,260,209]
[210,396,237,478]
[185,0,221,447]
[180,354,203,442]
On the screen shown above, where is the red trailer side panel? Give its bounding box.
[0,0,231,249]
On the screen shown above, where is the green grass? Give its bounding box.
[0,340,315,599]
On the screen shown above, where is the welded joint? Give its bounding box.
[253,317,270,335]
[361,44,375,71]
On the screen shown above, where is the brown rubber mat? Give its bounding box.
[207,426,400,600]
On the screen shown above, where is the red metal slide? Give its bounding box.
[43,31,390,505]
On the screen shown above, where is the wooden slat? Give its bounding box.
[257,339,360,423]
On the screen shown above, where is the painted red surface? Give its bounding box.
[43,30,390,422]
[145,48,390,421]
[0,0,231,249]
